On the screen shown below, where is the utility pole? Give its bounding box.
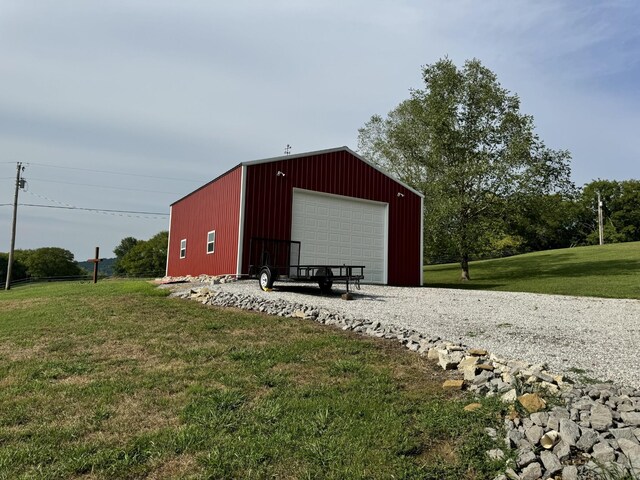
[597,191,604,246]
[5,162,25,290]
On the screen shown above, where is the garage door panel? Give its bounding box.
[291,190,387,283]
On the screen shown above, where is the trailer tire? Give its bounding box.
[315,268,333,294]
[259,267,275,291]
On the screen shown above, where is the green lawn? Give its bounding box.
[0,281,508,479]
[424,241,640,299]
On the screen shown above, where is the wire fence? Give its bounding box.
[2,272,165,290]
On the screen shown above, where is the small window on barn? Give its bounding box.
[207,230,216,254]
[180,239,187,259]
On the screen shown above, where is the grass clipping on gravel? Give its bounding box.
[0,281,508,479]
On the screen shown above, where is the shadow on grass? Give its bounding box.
[489,257,640,280]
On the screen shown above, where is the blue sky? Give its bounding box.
[1,0,638,260]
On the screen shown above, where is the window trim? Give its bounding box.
[180,239,187,259]
[206,230,216,254]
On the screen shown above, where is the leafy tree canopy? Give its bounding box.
[580,179,640,244]
[13,247,84,279]
[0,253,28,284]
[113,236,140,275]
[113,237,139,259]
[115,231,168,277]
[358,57,573,279]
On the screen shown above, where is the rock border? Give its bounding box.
[162,276,640,479]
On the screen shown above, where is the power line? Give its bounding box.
[17,203,169,217]
[26,162,199,183]
[17,190,168,219]
[27,177,181,195]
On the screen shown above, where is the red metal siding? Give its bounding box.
[167,167,242,277]
[241,150,422,286]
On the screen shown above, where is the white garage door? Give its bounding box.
[291,189,387,284]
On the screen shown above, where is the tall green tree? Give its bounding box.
[0,253,28,284]
[115,231,168,277]
[358,58,572,280]
[113,236,140,275]
[14,248,84,278]
[506,192,584,252]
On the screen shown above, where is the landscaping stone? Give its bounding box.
[559,418,581,446]
[529,412,548,427]
[516,449,537,468]
[517,393,546,413]
[519,462,542,480]
[561,465,578,480]
[524,425,544,445]
[591,403,614,431]
[500,389,517,403]
[617,438,640,474]
[577,429,598,451]
[442,379,464,390]
[611,427,639,443]
[540,450,562,475]
[504,468,519,480]
[487,449,505,461]
[468,348,487,356]
[553,440,571,461]
[438,349,464,370]
[592,442,616,463]
[477,363,494,371]
[458,356,479,370]
[621,411,640,426]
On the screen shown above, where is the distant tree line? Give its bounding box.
[0,247,85,285]
[1,231,169,285]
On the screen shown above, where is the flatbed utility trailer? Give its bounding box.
[248,238,365,293]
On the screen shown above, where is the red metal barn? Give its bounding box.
[166,147,424,286]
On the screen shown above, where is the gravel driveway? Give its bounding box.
[213,281,640,389]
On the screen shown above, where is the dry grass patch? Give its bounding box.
[0,297,48,310]
[83,393,181,444]
[0,341,46,361]
[147,454,201,479]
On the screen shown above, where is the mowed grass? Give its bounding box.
[424,241,640,299]
[0,281,508,479]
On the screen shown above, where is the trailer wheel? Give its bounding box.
[259,267,275,291]
[315,268,333,294]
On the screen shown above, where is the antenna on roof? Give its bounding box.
[284,144,292,155]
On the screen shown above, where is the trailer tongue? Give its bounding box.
[248,238,365,294]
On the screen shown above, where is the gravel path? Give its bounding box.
[212,281,640,388]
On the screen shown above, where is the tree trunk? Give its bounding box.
[460,254,470,281]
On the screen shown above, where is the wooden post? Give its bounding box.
[87,247,103,283]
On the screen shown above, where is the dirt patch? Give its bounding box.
[88,339,161,368]
[419,440,459,465]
